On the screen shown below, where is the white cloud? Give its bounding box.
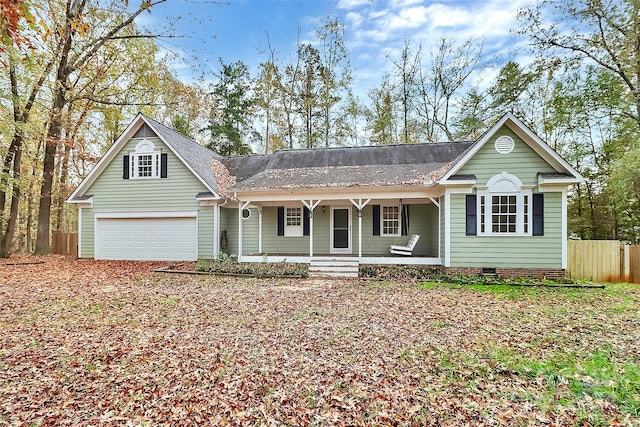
[387,6,429,29]
[339,0,536,100]
[390,0,424,8]
[359,28,395,43]
[133,12,157,30]
[337,0,372,10]
[424,4,471,29]
[345,11,365,28]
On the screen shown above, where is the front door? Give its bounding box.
[331,206,351,254]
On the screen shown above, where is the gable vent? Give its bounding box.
[495,135,515,154]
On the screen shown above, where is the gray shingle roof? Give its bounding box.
[142,115,221,192]
[538,172,574,178]
[223,142,474,192]
[448,174,477,181]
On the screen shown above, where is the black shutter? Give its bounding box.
[372,205,380,236]
[277,207,285,236]
[303,207,310,236]
[123,155,129,179]
[401,204,410,236]
[466,195,477,236]
[160,153,168,178]
[533,194,544,236]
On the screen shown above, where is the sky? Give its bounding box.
[135,0,534,99]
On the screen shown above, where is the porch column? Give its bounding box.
[301,200,322,257]
[428,197,441,261]
[258,206,263,254]
[213,202,220,257]
[349,198,371,258]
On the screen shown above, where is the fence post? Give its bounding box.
[621,245,629,283]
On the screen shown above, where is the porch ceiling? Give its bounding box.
[229,186,445,204]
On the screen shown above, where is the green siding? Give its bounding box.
[241,207,260,254]
[359,204,436,256]
[222,207,238,255]
[448,126,565,269]
[79,207,95,258]
[439,196,445,259]
[423,203,439,256]
[261,206,314,254]
[449,192,563,268]
[459,128,556,186]
[198,207,214,258]
[79,137,215,259]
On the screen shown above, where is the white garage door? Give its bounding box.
[96,216,197,261]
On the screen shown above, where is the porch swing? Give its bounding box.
[389,234,420,256]
[388,203,420,256]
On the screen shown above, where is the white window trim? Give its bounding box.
[130,139,161,179]
[284,206,303,237]
[477,172,532,236]
[381,205,401,237]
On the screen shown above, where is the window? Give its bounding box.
[127,139,164,179]
[285,207,303,236]
[490,195,517,233]
[137,154,153,177]
[476,172,532,236]
[382,206,400,236]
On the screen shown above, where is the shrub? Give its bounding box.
[359,265,579,286]
[359,265,444,281]
[196,255,308,278]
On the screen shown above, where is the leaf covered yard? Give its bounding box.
[0,257,638,426]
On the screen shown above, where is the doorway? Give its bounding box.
[330,206,351,254]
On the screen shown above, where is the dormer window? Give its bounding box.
[123,139,167,180]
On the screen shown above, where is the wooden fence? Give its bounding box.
[52,232,78,257]
[567,240,640,283]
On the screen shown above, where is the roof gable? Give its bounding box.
[440,112,584,184]
[68,113,220,202]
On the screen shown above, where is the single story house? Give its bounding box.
[67,112,584,277]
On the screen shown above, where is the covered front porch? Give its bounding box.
[220,189,444,266]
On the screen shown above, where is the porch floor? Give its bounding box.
[239,253,442,266]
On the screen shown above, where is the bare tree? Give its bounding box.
[414,36,483,141]
[389,38,421,144]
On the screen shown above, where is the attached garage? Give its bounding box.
[95,212,198,261]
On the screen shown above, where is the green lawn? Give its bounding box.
[1,257,638,426]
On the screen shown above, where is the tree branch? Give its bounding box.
[109,33,182,40]
[69,0,167,71]
[78,96,178,107]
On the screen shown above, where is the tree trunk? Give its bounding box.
[34,94,65,254]
[26,180,34,253]
[34,0,79,255]
[55,138,71,232]
[0,132,24,257]
[1,63,26,258]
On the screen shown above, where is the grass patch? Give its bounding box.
[420,280,608,301]
[490,347,640,418]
